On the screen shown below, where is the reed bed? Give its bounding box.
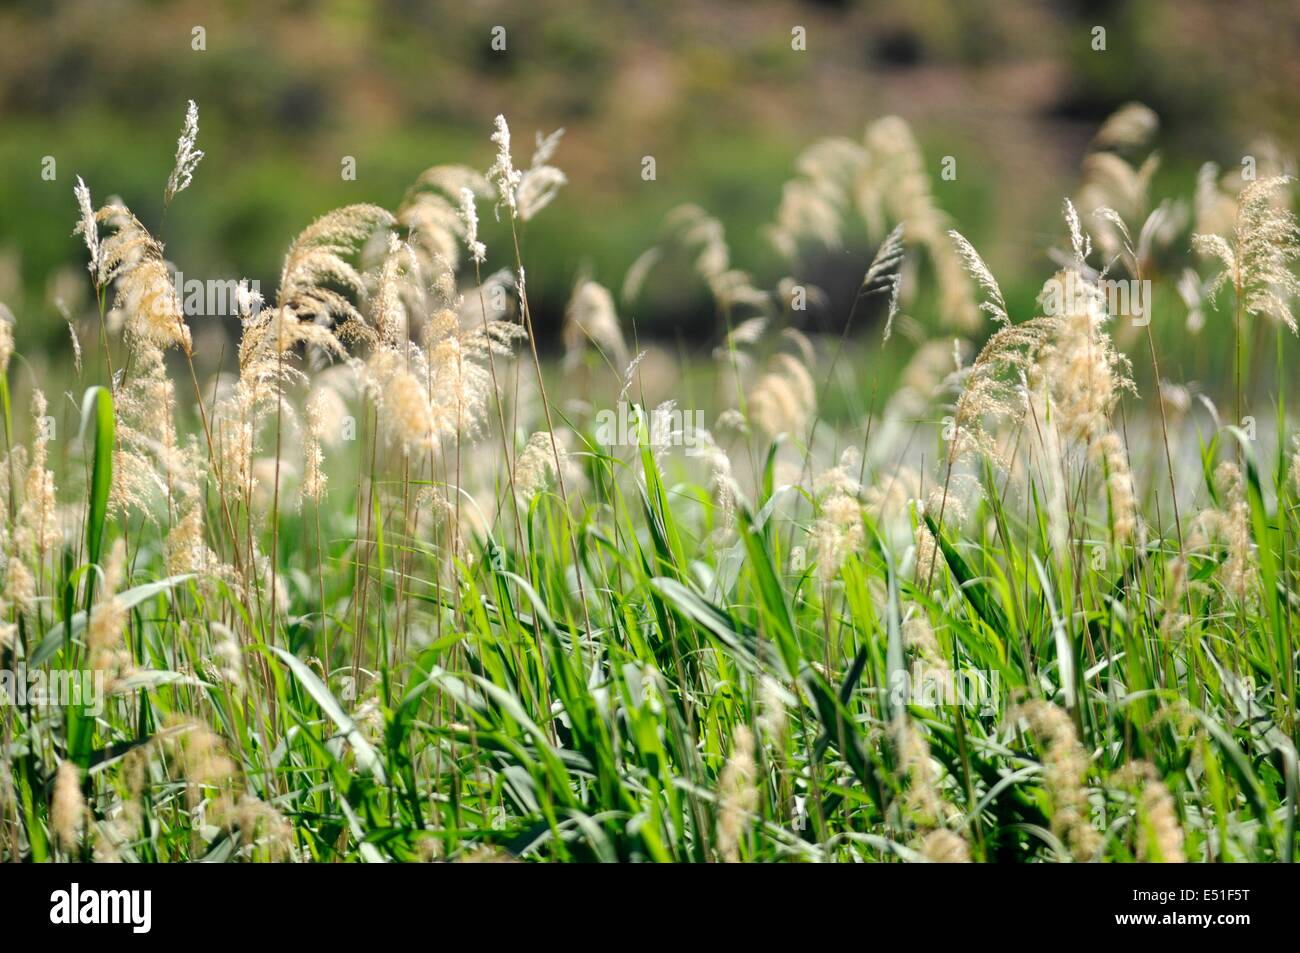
[1,101,1298,863]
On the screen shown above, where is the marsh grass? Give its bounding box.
[0,104,1298,864]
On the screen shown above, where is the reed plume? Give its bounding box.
[716,725,757,863]
[164,99,204,206]
[1013,700,1100,862]
[1194,175,1300,334]
[397,165,489,288]
[563,279,627,371]
[1115,761,1186,863]
[51,760,85,854]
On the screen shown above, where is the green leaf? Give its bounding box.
[32,574,194,667]
[80,385,114,580]
[924,512,1009,635]
[270,646,387,783]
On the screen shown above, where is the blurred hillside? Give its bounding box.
[1,0,1298,349]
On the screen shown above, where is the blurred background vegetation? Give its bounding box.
[1,0,1298,368]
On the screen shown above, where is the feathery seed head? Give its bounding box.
[1012,700,1100,861]
[300,390,331,505]
[458,187,486,264]
[0,313,12,375]
[1115,761,1185,863]
[895,718,945,826]
[488,115,522,219]
[1092,102,1159,152]
[164,99,204,205]
[758,675,788,747]
[1196,175,1300,334]
[514,431,563,503]
[949,230,1008,326]
[920,828,971,863]
[88,538,131,683]
[716,725,757,863]
[1094,432,1141,545]
[517,162,567,222]
[52,760,85,854]
[563,279,627,370]
[73,176,100,276]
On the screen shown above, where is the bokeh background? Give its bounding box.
[2,0,1298,359]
